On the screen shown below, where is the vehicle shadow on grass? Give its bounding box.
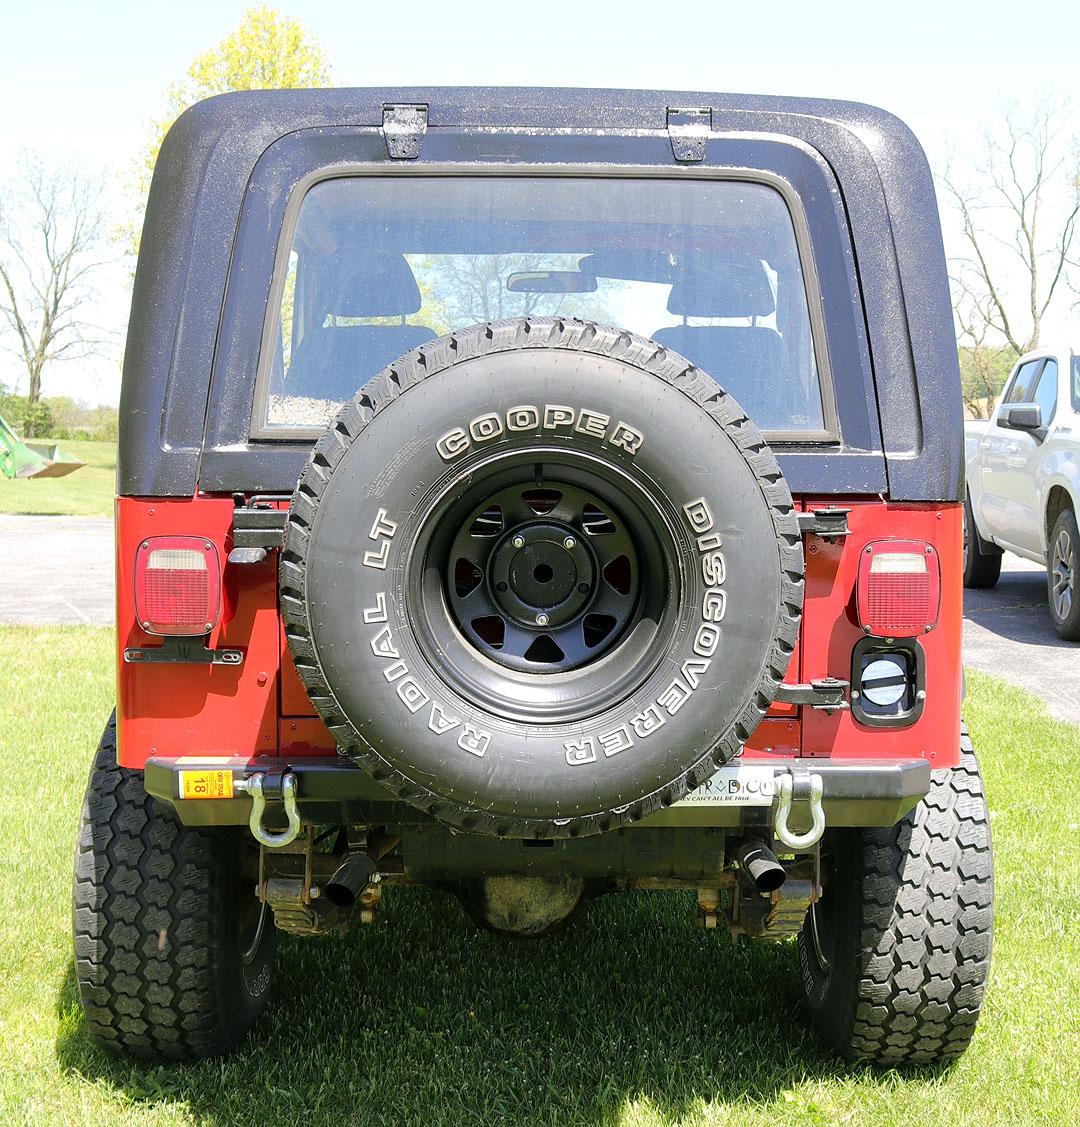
[55,887,930,1125]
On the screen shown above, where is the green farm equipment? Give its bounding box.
[0,414,83,479]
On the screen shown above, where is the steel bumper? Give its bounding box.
[145,755,931,832]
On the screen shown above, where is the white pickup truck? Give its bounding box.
[964,345,1080,639]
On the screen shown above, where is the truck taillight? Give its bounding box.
[134,536,221,636]
[856,540,940,638]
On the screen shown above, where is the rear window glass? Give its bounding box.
[253,177,829,437]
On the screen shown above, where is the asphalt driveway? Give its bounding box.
[0,515,114,627]
[961,555,1080,725]
[2,514,1077,724]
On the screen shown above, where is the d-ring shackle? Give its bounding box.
[236,772,301,848]
[773,771,825,850]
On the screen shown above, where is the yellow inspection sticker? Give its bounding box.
[179,769,234,800]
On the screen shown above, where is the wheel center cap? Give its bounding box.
[489,523,595,627]
[509,541,578,606]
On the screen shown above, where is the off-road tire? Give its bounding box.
[963,494,1002,589]
[798,726,993,1065]
[73,715,275,1060]
[282,317,802,839]
[1047,507,1080,640]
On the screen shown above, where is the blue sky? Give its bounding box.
[1,0,1077,403]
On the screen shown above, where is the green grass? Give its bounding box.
[0,626,1077,1126]
[0,440,116,517]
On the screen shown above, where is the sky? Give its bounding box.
[1,0,1078,405]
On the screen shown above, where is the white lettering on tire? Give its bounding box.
[435,405,645,461]
[362,589,493,758]
[564,494,728,768]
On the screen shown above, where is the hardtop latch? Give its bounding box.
[382,103,428,160]
[666,108,712,163]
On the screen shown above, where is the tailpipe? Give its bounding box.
[733,837,786,893]
[324,853,378,908]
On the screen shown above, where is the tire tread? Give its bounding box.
[73,715,268,1060]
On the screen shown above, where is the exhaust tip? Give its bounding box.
[734,838,787,893]
[324,853,378,908]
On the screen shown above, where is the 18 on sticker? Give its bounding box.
[179,769,234,800]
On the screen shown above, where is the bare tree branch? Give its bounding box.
[943,100,1080,359]
[0,154,108,436]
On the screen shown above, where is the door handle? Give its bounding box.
[1006,442,1020,454]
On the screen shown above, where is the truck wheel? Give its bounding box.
[797,725,993,1066]
[73,714,275,1060]
[282,317,803,839]
[963,494,1001,589]
[1047,508,1080,640]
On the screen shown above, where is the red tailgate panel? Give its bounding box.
[799,500,962,768]
[116,497,282,767]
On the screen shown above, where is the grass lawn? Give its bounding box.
[0,440,116,518]
[1,626,1077,1125]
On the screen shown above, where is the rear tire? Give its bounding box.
[1047,508,1080,640]
[963,494,1002,589]
[797,726,993,1066]
[73,714,275,1060]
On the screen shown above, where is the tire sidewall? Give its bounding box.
[217,829,276,1015]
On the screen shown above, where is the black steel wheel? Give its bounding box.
[411,454,678,725]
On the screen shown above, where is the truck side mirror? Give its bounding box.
[999,403,1043,433]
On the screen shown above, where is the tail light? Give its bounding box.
[134,536,221,636]
[856,540,940,638]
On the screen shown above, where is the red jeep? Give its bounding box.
[73,89,992,1065]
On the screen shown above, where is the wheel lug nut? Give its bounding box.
[578,583,589,594]
[496,581,508,592]
[512,535,525,548]
[536,613,550,627]
[563,536,576,550]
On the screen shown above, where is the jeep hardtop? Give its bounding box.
[73,87,992,1065]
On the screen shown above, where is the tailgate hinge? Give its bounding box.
[774,677,850,713]
[382,103,428,160]
[797,507,851,540]
[667,108,712,163]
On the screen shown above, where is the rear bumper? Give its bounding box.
[145,755,931,832]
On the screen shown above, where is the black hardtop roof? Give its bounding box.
[119,86,962,501]
[171,84,916,136]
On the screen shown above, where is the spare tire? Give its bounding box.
[281,318,802,838]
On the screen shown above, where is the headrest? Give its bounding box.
[577,249,677,285]
[666,254,776,318]
[319,250,422,318]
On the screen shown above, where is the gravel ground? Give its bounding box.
[1,514,1076,723]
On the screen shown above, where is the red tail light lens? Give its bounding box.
[134,536,221,636]
[856,540,940,638]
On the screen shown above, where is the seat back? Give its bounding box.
[286,252,436,402]
[652,254,800,430]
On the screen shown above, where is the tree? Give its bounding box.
[958,341,1017,419]
[0,158,106,437]
[416,254,623,330]
[943,101,1080,357]
[125,5,331,254]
